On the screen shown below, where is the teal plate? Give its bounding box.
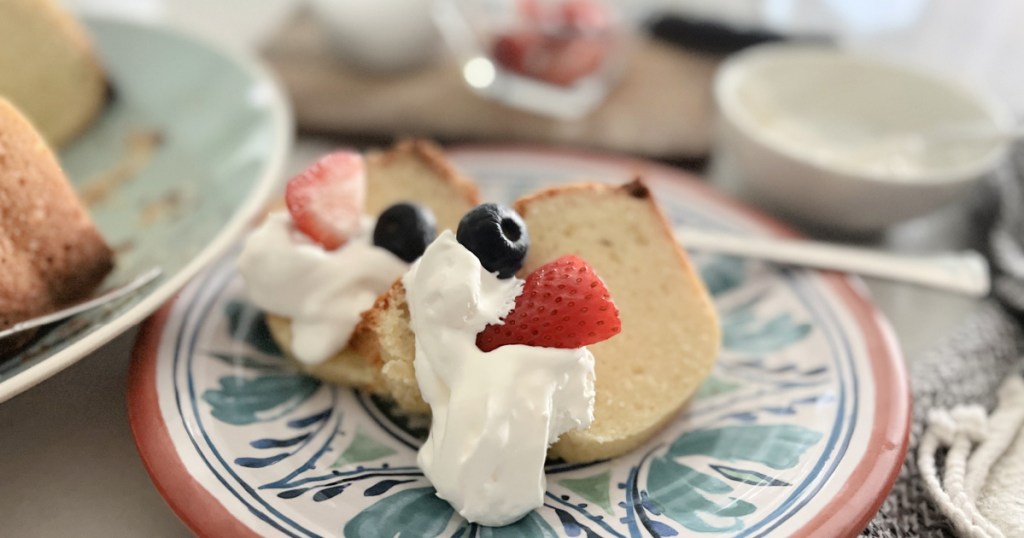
[129,148,909,537]
[0,18,292,403]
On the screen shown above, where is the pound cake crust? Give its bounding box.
[0,98,114,330]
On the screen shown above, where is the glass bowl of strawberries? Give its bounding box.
[434,0,629,119]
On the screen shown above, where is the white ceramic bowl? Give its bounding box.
[711,44,1012,234]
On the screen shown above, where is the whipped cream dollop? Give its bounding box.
[403,231,595,527]
[237,212,407,364]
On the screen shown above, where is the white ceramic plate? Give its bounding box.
[0,18,291,403]
[129,147,909,537]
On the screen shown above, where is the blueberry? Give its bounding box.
[456,203,529,278]
[373,202,437,262]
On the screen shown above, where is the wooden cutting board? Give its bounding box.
[263,13,719,160]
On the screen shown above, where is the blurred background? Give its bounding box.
[3,1,1024,536]
[59,0,1024,148]
[53,0,1024,244]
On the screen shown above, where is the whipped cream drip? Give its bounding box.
[237,212,407,365]
[403,231,595,527]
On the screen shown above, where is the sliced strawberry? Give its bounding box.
[493,32,543,75]
[493,31,605,86]
[476,254,621,352]
[496,0,611,86]
[285,151,365,251]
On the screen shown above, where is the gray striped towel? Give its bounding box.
[862,146,1024,537]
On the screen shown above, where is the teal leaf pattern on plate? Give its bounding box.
[477,512,559,537]
[667,425,823,469]
[692,375,741,399]
[558,470,613,514]
[644,457,756,533]
[721,305,812,355]
[364,479,418,497]
[250,433,310,449]
[224,300,282,356]
[234,406,334,471]
[699,256,745,297]
[332,428,398,468]
[208,351,283,372]
[710,464,791,487]
[343,487,453,538]
[625,424,822,534]
[201,374,319,426]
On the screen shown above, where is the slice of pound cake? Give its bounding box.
[0,98,114,339]
[0,0,107,147]
[261,140,480,390]
[515,180,720,462]
[359,179,720,462]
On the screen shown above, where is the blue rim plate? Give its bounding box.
[129,147,909,537]
[0,18,292,403]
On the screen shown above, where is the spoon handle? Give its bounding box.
[676,228,990,297]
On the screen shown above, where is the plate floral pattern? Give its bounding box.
[129,148,909,537]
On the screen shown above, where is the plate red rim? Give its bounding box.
[127,145,910,538]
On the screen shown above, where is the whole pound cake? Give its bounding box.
[0,98,114,335]
[352,179,721,463]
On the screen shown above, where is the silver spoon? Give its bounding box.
[677,229,989,297]
[0,267,163,341]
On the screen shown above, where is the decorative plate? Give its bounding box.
[129,147,909,537]
[0,18,291,403]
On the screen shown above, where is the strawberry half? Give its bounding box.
[476,254,621,351]
[492,31,546,76]
[285,151,366,251]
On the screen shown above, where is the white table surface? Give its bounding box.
[2,2,1015,536]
